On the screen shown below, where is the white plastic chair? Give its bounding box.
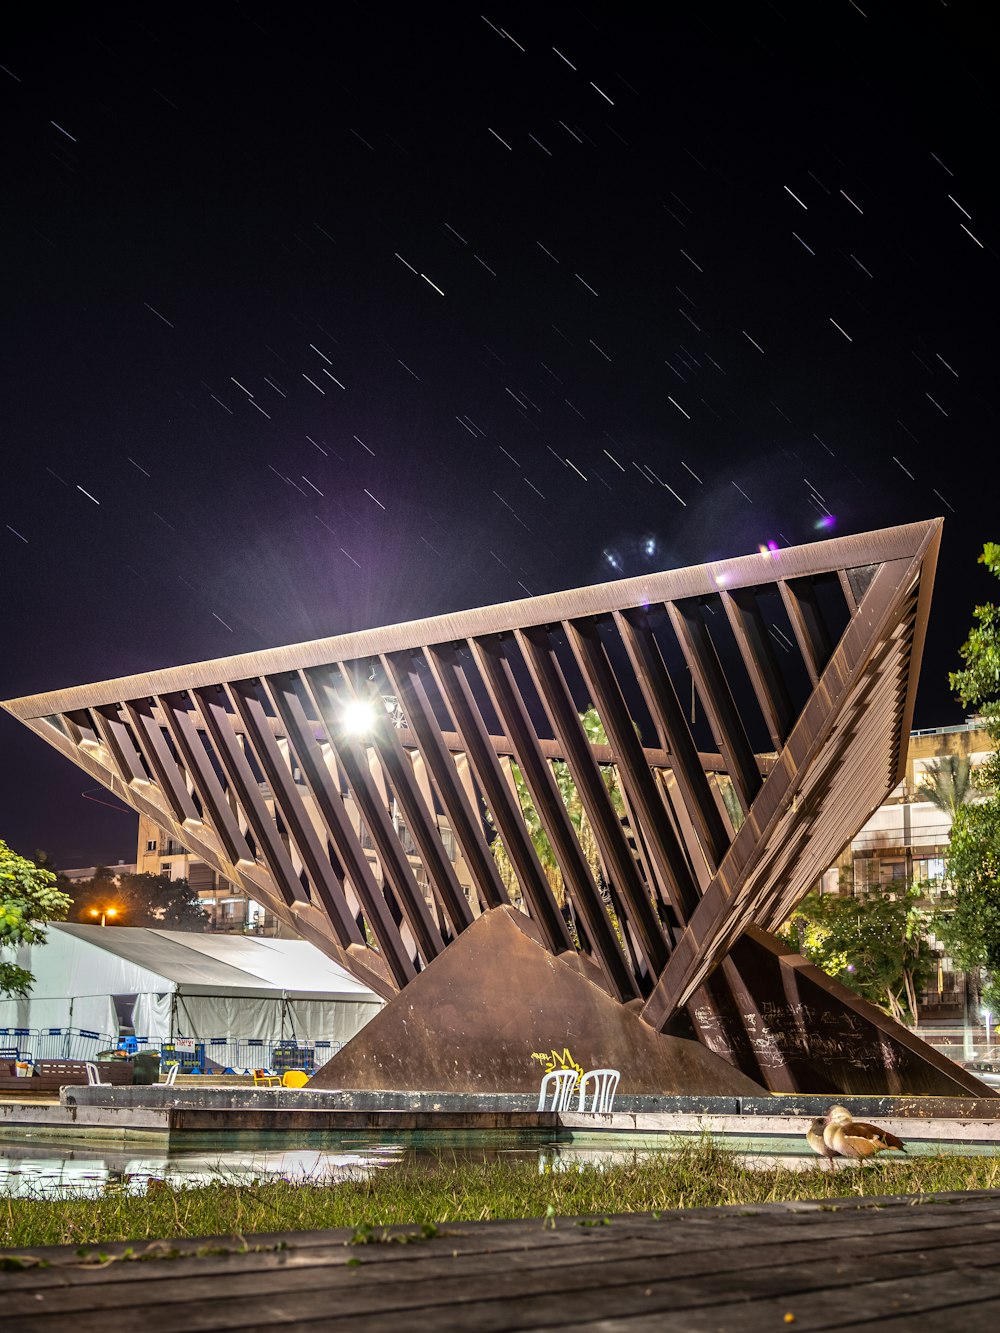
[164,1063,179,1086]
[85,1062,106,1086]
[537,1068,579,1111]
[577,1068,620,1113]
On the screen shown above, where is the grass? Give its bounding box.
[3,1142,1000,1250]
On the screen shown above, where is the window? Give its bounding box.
[853,857,879,894]
[160,862,172,879]
[146,840,157,853]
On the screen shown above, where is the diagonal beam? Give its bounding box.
[301,666,443,966]
[337,663,474,938]
[641,548,930,1029]
[562,618,702,925]
[614,608,732,874]
[381,650,509,912]
[263,672,412,989]
[666,599,763,814]
[227,677,366,950]
[191,686,308,909]
[517,624,670,978]
[469,634,638,1001]
[720,587,796,751]
[424,643,573,956]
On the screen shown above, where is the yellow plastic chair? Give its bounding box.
[282,1069,310,1088]
[253,1068,281,1087]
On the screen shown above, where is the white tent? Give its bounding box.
[0,923,383,1047]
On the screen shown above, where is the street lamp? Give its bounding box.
[89,906,119,927]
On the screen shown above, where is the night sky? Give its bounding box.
[1,2,995,868]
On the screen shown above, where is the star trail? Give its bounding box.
[0,2,994,864]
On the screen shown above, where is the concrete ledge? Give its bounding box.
[61,1085,1000,1119]
[560,1110,1000,1146]
[0,1086,997,1145]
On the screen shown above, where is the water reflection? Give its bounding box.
[1,1134,996,1200]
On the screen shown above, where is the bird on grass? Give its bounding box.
[806,1105,906,1167]
[806,1117,840,1168]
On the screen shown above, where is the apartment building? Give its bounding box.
[817,718,993,1025]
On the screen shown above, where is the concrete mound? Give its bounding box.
[310,907,765,1096]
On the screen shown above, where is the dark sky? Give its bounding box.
[1,2,995,868]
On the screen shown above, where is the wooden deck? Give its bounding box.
[3,1190,1000,1330]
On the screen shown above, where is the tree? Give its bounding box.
[779,883,934,1023]
[921,755,978,821]
[66,871,209,930]
[0,839,72,998]
[944,541,1000,1012]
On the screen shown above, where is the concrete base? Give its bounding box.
[310,907,765,1096]
[1,1087,998,1147]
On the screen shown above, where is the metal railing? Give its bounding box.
[1,1027,343,1073]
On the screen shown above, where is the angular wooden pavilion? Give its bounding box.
[5,517,986,1096]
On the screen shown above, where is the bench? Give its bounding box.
[0,1059,134,1091]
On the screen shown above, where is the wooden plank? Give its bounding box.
[564,617,702,923]
[424,643,572,955]
[381,651,509,911]
[667,599,763,815]
[516,624,669,977]
[190,687,307,908]
[336,664,474,937]
[300,666,443,967]
[8,1213,1000,1314]
[226,679,364,949]
[469,633,637,1001]
[614,608,731,872]
[263,672,411,990]
[9,1229,1000,1331]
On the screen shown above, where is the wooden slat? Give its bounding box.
[614,608,731,872]
[424,643,572,956]
[667,599,763,814]
[516,625,669,978]
[190,686,307,908]
[381,650,508,911]
[469,633,638,1002]
[336,663,474,937]
[301,667,443,966]
[721,587,796,750]
[227,679,365,949]
[564,618,703,924]
[262,672,411,989]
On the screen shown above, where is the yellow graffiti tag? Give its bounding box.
[530,1047,584,1080]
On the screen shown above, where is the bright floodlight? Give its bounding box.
[342,699,377,735]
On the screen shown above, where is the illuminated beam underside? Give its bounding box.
[3,520,943,1037]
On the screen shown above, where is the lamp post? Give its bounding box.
[89,907,118,927]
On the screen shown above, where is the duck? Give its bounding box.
[822,1104,906,1160]
[806,1116,841,1168]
